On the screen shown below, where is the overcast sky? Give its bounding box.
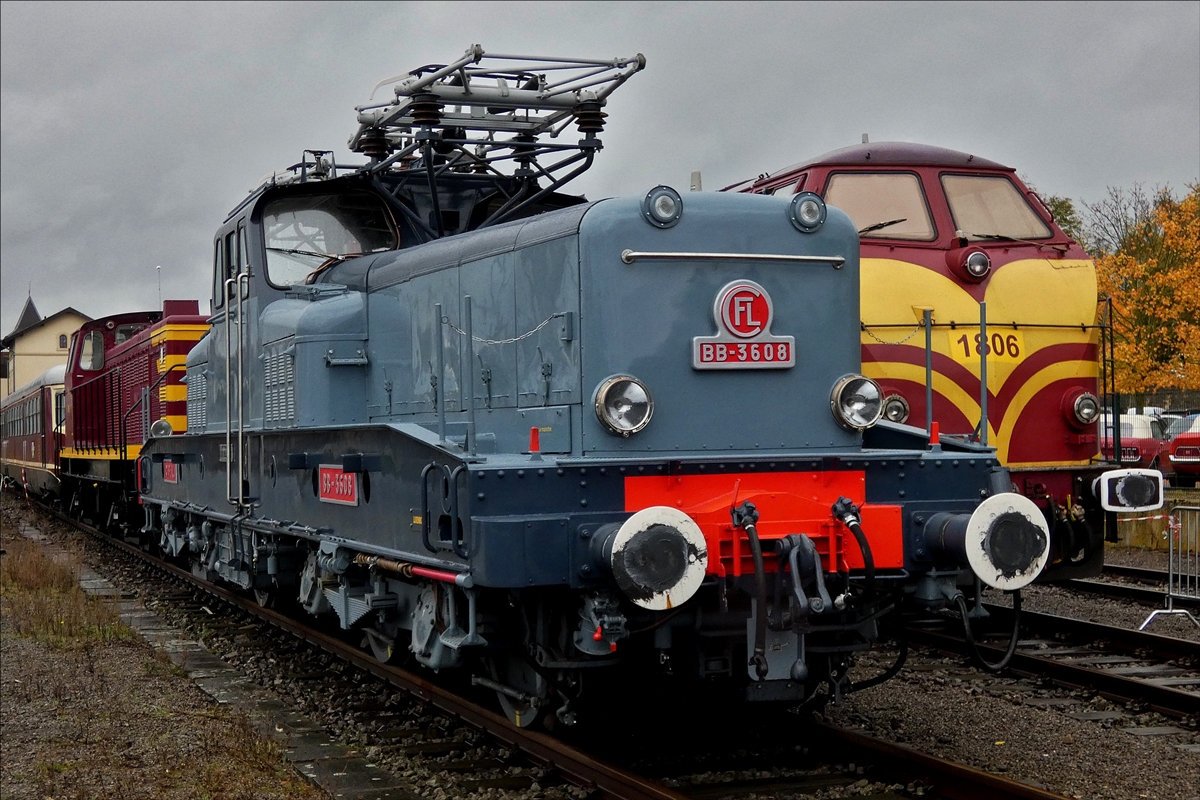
[2,1,1197,336]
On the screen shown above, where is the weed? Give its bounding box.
[0,537,135,648]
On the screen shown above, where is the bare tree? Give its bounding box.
[1082,184,1158,256]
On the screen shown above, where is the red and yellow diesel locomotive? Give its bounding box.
[1,301,208,525]
[728,142,1112,579]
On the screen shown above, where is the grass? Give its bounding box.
[0,535,135,648]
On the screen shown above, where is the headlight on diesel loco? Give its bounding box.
[881,393,910,424]
[1061,389,1100,430]
[1073,392,1100,425]
[831,374,884,431]
[963,250,991,279]
[788,191,827,233]
[642,185,683,228]
[594,375,654,436]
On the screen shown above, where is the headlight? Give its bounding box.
[150,418,174,438]
[1073,392,1100,425]
[594,375,654,436]
[964,250,991,279]
[788,191,827,233]
[830,374,883,431]
[1062,389,1100,430]
[881,394,910,424]
[642,186,683,228]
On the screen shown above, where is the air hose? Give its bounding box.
[732,501,769,680]
[850,636,909,693]
[832,497,875,595]
[955,590,1022,673]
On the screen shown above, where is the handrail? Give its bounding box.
[224,269,251,508]
[119,363,187,461]
[621,249,845,266]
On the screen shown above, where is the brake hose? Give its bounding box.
[832,497,875,594]
[851,636,909,693]
[956,590,1022,673]
[732,501,769,680]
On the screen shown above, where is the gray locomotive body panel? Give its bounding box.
[577,193,861,456]
[153,192,982,589]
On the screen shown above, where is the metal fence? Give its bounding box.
[1140,505,1200,630]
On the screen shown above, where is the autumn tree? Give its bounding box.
[1093,184,1200,392]
[1042,193,1086,245]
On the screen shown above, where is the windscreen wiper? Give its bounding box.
[267,246,340,259]
[858,218,907,234]
[962,233,1068,252]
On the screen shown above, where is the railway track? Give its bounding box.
[1067,569,1198,610]
[903,604,1200,719]
[1103,563,1171,585]
[9,494,1075,800]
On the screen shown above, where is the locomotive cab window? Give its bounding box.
[823,172,936,240]
[941,174,1051,240]
[114,324,145,344]
[768,176,805,196]
[79,331,105,371]
[263,193,397,288]
[213,223,249,309]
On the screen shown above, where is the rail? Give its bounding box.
[23,494,1085,800]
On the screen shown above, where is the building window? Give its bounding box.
[59,334,68,349]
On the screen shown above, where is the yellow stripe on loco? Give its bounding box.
[995,359,1099,466]
[865,359,1099,464]
[150,324,209,345]
[160,384,187,402]
[60,445,143,460]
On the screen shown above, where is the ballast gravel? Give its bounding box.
[4,492,1199,800]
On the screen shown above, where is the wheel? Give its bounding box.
[486,652,547,728]
[362,627,397,663]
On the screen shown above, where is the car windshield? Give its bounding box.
[263,193,397,287]
[1167,416,1200,436]
[1101,417,1150,438]
[941,174,1052,241]
[823,173,936,240]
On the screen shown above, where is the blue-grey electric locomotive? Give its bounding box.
[137,46,1154,726]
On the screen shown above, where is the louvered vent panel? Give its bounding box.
[263,348,295,427]
[187,371,207,431]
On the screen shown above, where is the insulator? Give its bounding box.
[356,128,392,160]
[409,92,444,127]
[575,100,607,134]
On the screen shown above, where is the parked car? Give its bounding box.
[1100,413,1173,472]
[1167,414,1200,487]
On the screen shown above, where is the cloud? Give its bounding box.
[2,0,1197,334]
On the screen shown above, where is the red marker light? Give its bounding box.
[930,421,940,445]
[530,426,541,454]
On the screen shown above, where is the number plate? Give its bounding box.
[693,279,795,370]
[948,330,1025,365]
[695,340,793,367]
[318,465,358,506]
[162,461,178,484]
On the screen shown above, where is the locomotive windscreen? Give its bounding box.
[263,192,398,287]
